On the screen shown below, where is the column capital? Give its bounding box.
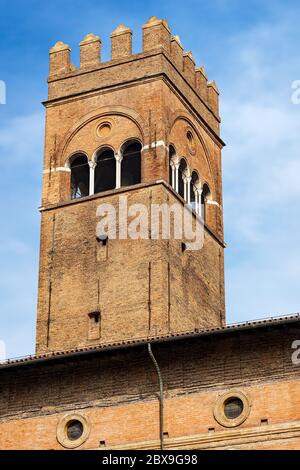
[88,160,97,169]
[115,153,123,162]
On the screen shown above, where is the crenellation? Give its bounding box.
[183,51,196,87]
[111,24,132,60]
[196,66,208,102]
[207,80,220,116]
[142,16,171,53]
[49,41,71,76]
[47,18,220,119]
[79,33,101,69]
[170,35,183,72]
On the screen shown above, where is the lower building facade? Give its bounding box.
[1,316,300,450]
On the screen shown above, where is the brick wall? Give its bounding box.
[1,324,300,449]
[36,183,224,354]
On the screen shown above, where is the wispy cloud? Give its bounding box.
[0,112,44,357]
[1,1,300,356]
[218,12,300,321]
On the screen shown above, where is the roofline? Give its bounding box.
[1,314,300,371]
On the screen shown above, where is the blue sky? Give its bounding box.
[1,0,300,358]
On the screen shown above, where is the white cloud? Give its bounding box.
[0,112,43,357]
[218,12,300,322]
[0,111,44,166]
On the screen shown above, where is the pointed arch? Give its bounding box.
[169,111,216,196]
[60,106,146,163]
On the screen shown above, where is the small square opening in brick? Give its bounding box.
[261,419,268,425]
[89,311,100,323]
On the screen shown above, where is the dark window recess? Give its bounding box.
[97,235,108,247]
[178,159,187,199]
[224,398,244,420]
[169,145,176,186]
[89,311,100,323]
[201,183,211,222]
[190,171,199,210]
[88,311,101,340]
[70,155,90,199]
[261,419,268,425]
[208,427,215,433]
[66,420,84,441]
[100,441,106,447]
[95,149,116,193]
[181,242,187,253]
[121,142,141,187]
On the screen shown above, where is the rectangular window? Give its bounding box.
[88,311,101,340]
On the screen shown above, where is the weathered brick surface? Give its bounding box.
[1,325,300,449]
[37,18,225,354]
[4,18,298,451]
[36,183,224,354]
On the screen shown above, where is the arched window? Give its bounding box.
[201,183,211,222]
[94,148,116,194]
[70,154,90,200]
[178,158,187,200]
[121,141,142,187]
[169,145,176,188]
[190,171,199,211]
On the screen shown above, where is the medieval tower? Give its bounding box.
[1,18,300,450]
[36,16,225,355]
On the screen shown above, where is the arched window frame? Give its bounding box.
[201,182,212,223]
[67,152,90,200]
[178,158,191,202]
[169,144,177,190]
[119,139,142,188]
[93,145,116,195]
[190,170,201,214]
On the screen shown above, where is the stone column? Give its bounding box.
[89,161,97,196]
[170,161,176,190]
[183,176,191,203]
[115,153,123,189]
[175,163,180,193]
[185,176,192,204]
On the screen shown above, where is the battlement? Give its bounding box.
[48,16,220,122]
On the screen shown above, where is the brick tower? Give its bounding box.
[2,17,300,452]
[36,17,225,355]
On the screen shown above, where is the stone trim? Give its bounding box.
[56,413,90,449]
[105,420,300,450]
[213,390,252,428]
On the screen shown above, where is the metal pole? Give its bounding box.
[148,343,164,450]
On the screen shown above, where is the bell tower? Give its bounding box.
[36,17,226,355]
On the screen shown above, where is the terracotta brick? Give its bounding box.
[3,18,297,452]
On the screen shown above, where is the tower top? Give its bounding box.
[47,16,220,124]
